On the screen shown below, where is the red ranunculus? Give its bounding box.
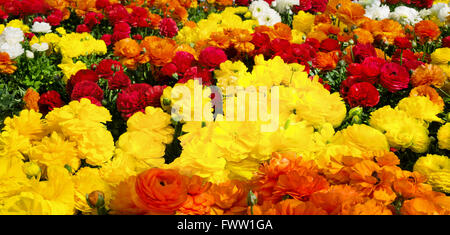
[107,3,130,25]
[379,62,410,92]
[361,56,386,84]
[394,37,412,50]
[198,47,227,68]
[292,0,312,13]
[132,34,143,40]
[347,63,363,76]
[76,24,91,33]
[292,43,316,63]
[33,16,44,23]
[45,9,63,26]
[130,6,151,28]
[66,69,99,94]
[442,36,450,48]
[96,0,111,9]
[340,76,366,98]
[172,51,195,74]
[310,0,328,13]
[159,18,179,38]
[251,32,271,56]
[108,71,131,90]
[84,12,103,28]
[352,43,377,63]
[320,38,340,52]
[112,22,131,42]
[178,66,213,86]
[101,34,112,46]
[160,63,178,77]
[305,38,321,50]
[346,82,380,108]
[235,0,249,6]
[410,0,433,8]
[38,90,65,115]
[95,59,123,79]
[70,80,103,102]
[116,84,167,119]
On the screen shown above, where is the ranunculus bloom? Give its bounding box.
[116,83,167,119]
[101,34,112,46]
[313,51,339,71]
[70,80,104,102]
[361,57,386,84]
[394,37,412,50]
[112,22,131,42]
[133,168,188,214]
[140,36,177,67]
[414,20,441,43]
[442,36,450,48]
[0,52,17,74]
[172,51,195,74]
[410,0,433,8]
[159,17,179,38]
[95,59,123,79]
[411,64,446,88]
[160,63,177,77]
[108,70,131,90]
[352,43,377,63]
[23,88,40,112]
[198,47,227,68]
[38,90,65,115]
[346,82,380,108]
[379,62,410,92]
[45,9,63,26]
[320,38,340,52]
[66,69,99,94]
[76,24,91,33]
[96,0,111,9]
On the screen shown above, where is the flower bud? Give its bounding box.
[351,115,362,124]
[348,106,363,118]
[247,190,258,206]
[244,11,252,19]
[162,97,171,107]
[22,161,41,179]
[87,190,105,209]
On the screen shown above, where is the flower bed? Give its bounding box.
[0,0,449,215]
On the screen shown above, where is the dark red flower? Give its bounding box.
[305,38,321,50]
[346,82,380,108]
[361,57,386,84]
[292,0,312,13]
[340,76,366,98]
[251,32,271,56]
[442,36,450,48]
[320,38,340,52]
[0,9,8,20]
[66,69,99,94]
[132,34,143,40]
[178,66,213,86]
[198,47,227,68]
[159,18,179,38]
[106,3,130,25]
[96,0,111,9]
[410,0,433,8]
[101,34,112,46]
[235,0,249,6]
[108,71,131,90]
[112,22,131,42]
[130,6,151,28]
[84,12,103,28]
[76,24,91,33]
[45,9,63,26]
[172,51,195,74]
[347,63,363,77]
[394,37,412,50]
[379,62,410,92]
[310,0,328,13]
[292,43,316,63]
[70,80,103,102]
[352,43,377,63]
[116,84,167,119]
[160,63,178,77]
[33,16,44,23]
[95,59,123,79]
[38,90,65,115]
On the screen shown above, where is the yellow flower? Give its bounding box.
[6,19,29,32]
[57,59,87,83]
[126,106,174,144]
[0,130,31,159]
[29,132,80,170]
[414,154,450,193]
[291,29,306,44]
[3,109,47,141]
[99,153,139,187]
[437,123,450,150]
[332,124,389,152]
[0,24,4,34]
[431,48,450,77]
[396,96,443,123]
[73,167,112,214]
[293,11,315,34]
[214,60,249,89]
[0,156,29,199]
[77,126,115,166]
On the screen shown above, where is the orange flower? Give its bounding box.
[133,168,188,214]
[373,151,400,167]
[401,191,450,215]
[353,28,374,44]
[109,176,149,215]
[410,85,445,110]
[209,31,231,50]
[230,29,255,53]
[414,20,441,43]
[254,26,276,40]
[140,36,177,66]
[343,199,393,215]
[314,14,332,25]
[362,19,405,44]
[249,201,277,215]
[274,199,328,215]
[184,21,197,28]
[208,180,249,215]
[307,31,329,42]
[215,0,233,6]
[176,193,215,215]
[113,38,141,58]
[0,52,17,74]
[336,2,366,26]
[326,0,352,15]
[309,185,365,215]
[411,64,447,88]
[23,88,40,112]
[313,51,339,71]
[392,171,428,199]
[273,23,292,41]
[148,13,163,29]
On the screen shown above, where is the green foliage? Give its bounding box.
[0,84,25,130]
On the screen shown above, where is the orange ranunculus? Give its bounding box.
[0,52,17,74]
[184,21,197,28]
[353,28,374,44]
[109,176,149,215]
[140,36,177,66]
[148,13,163,29]
[249,201,277,215]
[307,31,329,43]
[373,151,400,167]
[411,64,447,88]
[273,23,292,41]
[363,19,405,44]
[315,23,341,36]
[344,199,393,215]
[414,20,441,43]
[23,88,40,112]
[230,29,255,53]
[176,193,215,215]
[400,191,450,215]
[309,185,364,215]
[133,168,188,214]
[314,14,332,25]
[254,25,276,40]
[113,38,141,58]
[208,180,249,214]
[326,0,352,15]
[392,171,428,199]
[215,0,233,6]
[72,0,98,16]
[336,2,366,26]
[274,199,328,215]
[209,31,231,49]
[410,85,445,110]
[313,51,339,71]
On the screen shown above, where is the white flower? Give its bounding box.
[389,6,422,25]
[273,0,299,14]
[419,9,432,18]
[257,8,282,26]
[26,50,34,59]
[0,42,24,59]
[31,22,52,34]
[249,0,271,19]
[364,4,390,20]
[437,5,450,22]
[0,27,24,45]
[31,42,49,52]
[353,0,381,7]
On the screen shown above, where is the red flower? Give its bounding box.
[33,16,44,23]
[443,36,450,48]
[340,76,366,98]
[25,32,35,40]
[106,3,130,25]
[130,6,151,28]
[172,51,195,74]
[251,32,271,56]
[96,0,111,9]
[235,0,249,6]
[410,0,433,8]
[305,38,321,50]
[38,90,65,115]
[292,43,316,63]
[159,18,179,38]
[346,82,380,108]
[293,0,312,13]
[95,59,123,79]
[76,24,91,33]
[45,9,63,26]
[66,69,99,94]
[160,63,178,77]
[101,34,112,46]
[198,47,227,68]
[394,37,412,50]
[70,80,103,102]
[310,0,328,13]
[84,12,103,28]
[347,63,363,77]
[361,57,386,84]
[352,43,377,63]
[179,66,213,86]
[132,34,143,40]
[380,62,410,92]
[320,38,340,52]
[112,22,131,42]
[0,9,8,20]
[108,71,131,90]
[116,84,167,119]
